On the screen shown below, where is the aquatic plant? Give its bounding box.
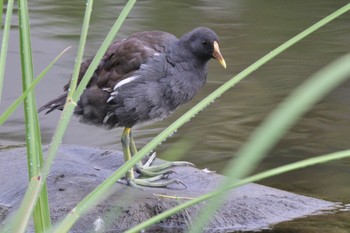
[1,1,350,232]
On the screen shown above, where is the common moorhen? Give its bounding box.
[39,26,226,187]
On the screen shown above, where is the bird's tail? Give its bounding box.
[38,93,67,114]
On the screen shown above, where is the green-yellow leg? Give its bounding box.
[129,132,194,177]
[121,127,187,188]
[121,127,173,188]
[121,127,135,182]
[129,130,144,171]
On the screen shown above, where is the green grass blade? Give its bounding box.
[0,0,15,102]
[44,0,136,181]
[72,0,136,100]
[50,1,137,231]
[17,0,51,232]
[6,0,96,232]
[66,0,93,100]
[3,1,135,232]
[243,150,350,184]
[0,0,3,27]
[126,4,350,230]
[127,49,350,233]
[4,176,42,233]
[0,47,70,125]
[126,149,350,233]
[0,47,69,233]
[52,5,350,232]
[99,2,350,188]
[189,51,350,232]
[42,0,96,180]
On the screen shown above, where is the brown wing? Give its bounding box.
[39,30,177,123]
[65,30,176,92]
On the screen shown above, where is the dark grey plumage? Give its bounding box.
[39,27,225,129]
[39,27,226,188]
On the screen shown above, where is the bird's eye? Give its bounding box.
[202,40,207,45]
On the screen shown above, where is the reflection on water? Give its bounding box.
[1,0,350,231]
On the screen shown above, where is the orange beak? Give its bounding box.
[212,41,226,69]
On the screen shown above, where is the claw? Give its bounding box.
[172,179,187,189]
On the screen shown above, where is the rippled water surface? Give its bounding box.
[1,1,350,231]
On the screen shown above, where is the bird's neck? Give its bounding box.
[167,40,208,69]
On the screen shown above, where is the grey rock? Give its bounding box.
[0,145,336,232]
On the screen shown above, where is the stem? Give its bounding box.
[18,0,51,231]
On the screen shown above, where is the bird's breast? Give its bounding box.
[161,66,207,109]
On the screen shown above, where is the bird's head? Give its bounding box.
[181,27,226,69]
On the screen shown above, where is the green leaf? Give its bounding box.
[124,4,350,232]
[126,149,350,233]
[127,50,350,232]
[6,176,43,233]
[18,0,51,231]
[57,3,350,232]
[0,0,15,102]
[189,2,350,224]
[51,1,137,231]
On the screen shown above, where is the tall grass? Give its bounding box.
[17,0,51,232]
[0,0,14,102]
[0,4,70,233]
[0,1,349,233]
[0,0,3,27]
[1,0,136,232]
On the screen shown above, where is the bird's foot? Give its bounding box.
[136,152,195,176]
[126,173,187,189]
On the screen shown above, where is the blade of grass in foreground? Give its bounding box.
[65,0,92,100]
[0,48,70,233]
[5,0,95,231]
[0,0,15,103]
[49,1,137,232]
[4,176,42,233]
[43,0,136,182]
[18,0,51,232]
[127,148,350,233]
[127,51,350,233]
[0,0,3,27]
[189,52,350,232]
[6,1,136,233]
[54,3,350,232]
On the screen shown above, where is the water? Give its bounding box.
[1,0,350,231]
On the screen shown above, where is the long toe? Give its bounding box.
[135,167,176,177]
[139,161,195,173]
[142,152,157,168]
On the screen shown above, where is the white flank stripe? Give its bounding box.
[113,75,139,90]
[102,87,112,92]
[107,95,115,103]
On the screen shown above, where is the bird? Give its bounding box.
[39,26,226,188]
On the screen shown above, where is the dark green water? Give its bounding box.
[1,1,350,232]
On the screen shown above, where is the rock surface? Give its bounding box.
[0,145,336,232]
